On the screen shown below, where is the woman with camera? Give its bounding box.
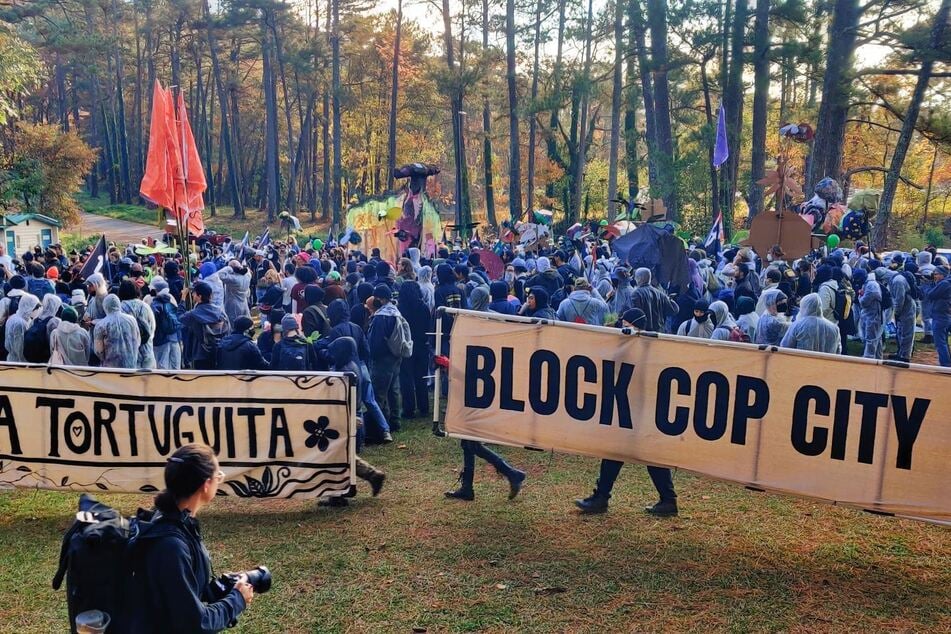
[129,444,254,633]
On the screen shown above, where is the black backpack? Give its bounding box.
[879,281,893,311]
[0,295,21,360]
[274,338,310,371]
[901,271,921,301]
[200,319,230,368]
[23,316,53,363]
[53,494,153,633]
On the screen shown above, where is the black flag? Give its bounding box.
[78,236,112,281]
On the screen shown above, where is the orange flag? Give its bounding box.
[175,91,206,236]
[139,80,176,212]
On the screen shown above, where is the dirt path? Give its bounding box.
[73,212,164,245]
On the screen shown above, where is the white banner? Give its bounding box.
[444,311,951,524]
[0,364,355,499]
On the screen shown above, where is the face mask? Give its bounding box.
[694,313,709,323]
[504,272,514,283]
[767,254,773,262]
[776,302,788,313]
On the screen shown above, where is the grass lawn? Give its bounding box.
[1,390,949,632]
[77,194,332,240]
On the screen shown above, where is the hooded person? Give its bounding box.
[93,294,141,369]
[83,272,110,323]
[4,293,40,362]
[754,289,790,346]
[406,247,422,274]
[216,260,252,327]
[709,300,740,341]
[50,305,90,366]
[323,298,371,364]
[396,281,432,419]
[780,293,841,353]
[349,282,376,331]
[468,284,490,312]
[117,280,156,369]
[301,285,330,339]
[417,265,435,312]
[367,284,404,435]
[433,262,468,357]
[270,314,320,371]
[518,286,556,321]
[814,264,838,324]
[855,268,884,359]
[21,293,63,364]
[630,268,679,333]
[163,260,185,303]
[925,265,951,366]
[556,278,610,325]
[180,281,231,370]
[322,271,348,303]
[608,267,635,316]
[257,308,284,364]
[886,265,916,362]
[735,296,757,341]
[916,252,936,344]
[487,281,517,315]
[525,256,563,297]
[150,276,182,370]
[217,316,269,371]
[676,299,715,339]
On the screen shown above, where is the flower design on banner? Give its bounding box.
[304,416,339,451]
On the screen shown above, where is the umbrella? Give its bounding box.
[476,249,504,280]
[611,224,689,290]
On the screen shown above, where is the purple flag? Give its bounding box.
[713,104,729,169]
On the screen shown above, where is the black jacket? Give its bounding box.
[217,333,270,371]
[129,508,245,633]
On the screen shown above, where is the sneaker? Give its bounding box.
[644,500,678,517]
[574,495,609,514]
[507,470,526,500]
[368,471,386,497]
[444,488,474,501]
[318,496,349,508]
[381,432,394,444]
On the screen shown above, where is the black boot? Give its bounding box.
[318,495,349,508]
[444,488,474,501]
[574,492,609,514]
[367,471,386,497]
[644,500,678,517]
[507,470,526,500]
[921,334,934,344]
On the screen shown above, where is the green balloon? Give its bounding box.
[312,238,324,250]
[599,219,609,226]
[826,234,840,249]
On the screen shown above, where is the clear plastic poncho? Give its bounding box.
[93,294,141,369]
[780,293,841,353]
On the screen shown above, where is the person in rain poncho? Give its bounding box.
[406,247,422,274]
[780,293,841,354]
[917,251,936,343]
[557,278,610,325]
[735,296,757,341]
[417,265,435,312]
[814,265,838,325]
[83,273,109,323]
[884,266,916,362]
[5,293,40,362]
[677,299,715,338]
[217,260,252,327]
[754,289,790,346]
[93,294,141,369]
[709,300,739,341]
[468,285,490,312]
[50,305,90,366]
[118,280,156,369]
[608,267,635,316]
[855,269,883,359]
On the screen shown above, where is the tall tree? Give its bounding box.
[646,0,678,220]
[441,0,472,236]
[747,0,770,224]
[261,7,281,221]
[505,0,522,221]
[872,0,950,248]
[606,0,623,222]
[481,0,497,227]
[331,0,343,231]
[718,0,748,237]
[571,0,594,222]
[386,0,402,191]
[526,0,543,213]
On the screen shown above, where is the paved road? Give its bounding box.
[74,211,165,245]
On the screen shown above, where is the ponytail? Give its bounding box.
[155,443,217,513]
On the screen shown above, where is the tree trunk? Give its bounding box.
[807,0,860,192]
[747,0,770,224]
[544,0,567,202]
[203,0,243,218]
[505,0,522,221]
[623,0,640,202]
[700,59,721,224]
[442,0,471,237]
[606,0,623,222]
[633,0,657,192]
[261,9,281,221]
[331,0,343,231]
[482,0,497,227]
[526,0,542,213]
[872,0,950,249]
[386,0,402,191]
[646,0,678,221]
[571,0,594,223]
[718,0,748,238]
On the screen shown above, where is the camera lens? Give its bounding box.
[246,566,272,594]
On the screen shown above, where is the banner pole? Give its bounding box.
[432,307,445,436]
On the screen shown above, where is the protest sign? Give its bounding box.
[0,365,355,499]
[444,311,951,524]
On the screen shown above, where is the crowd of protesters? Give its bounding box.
[0,232,948,512]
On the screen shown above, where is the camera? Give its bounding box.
[213,565,272,596]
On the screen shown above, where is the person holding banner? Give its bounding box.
[575,308,679,517]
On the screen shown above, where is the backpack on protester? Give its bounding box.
[385,312,414,358]
[275,337,311,371]
[775,263,798,296]
[727,325,752,343]
[122,305,151,345]
[0,295,22,361]
[28,277,52,300]
[200,319,230,368]
[152,300,180,339]
[53,494,154,633]
[879,282,893,311]
[832,287,853,322]
[303,304,330,340]
[23,316,53,363]
[901,271,921,301]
